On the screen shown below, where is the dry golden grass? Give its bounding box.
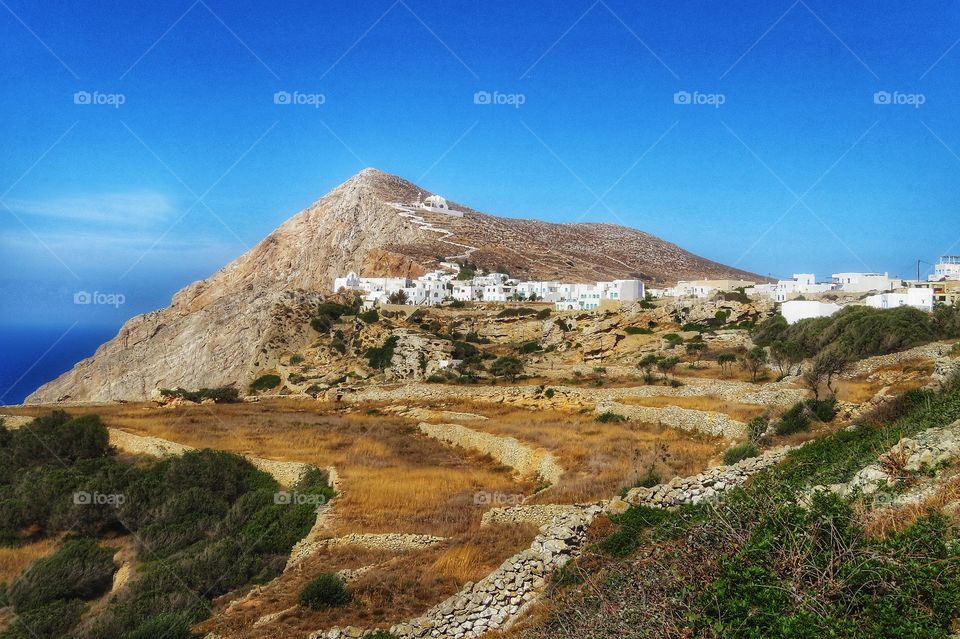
[860,472,960,539]
[198,523,538,638]
[422,402,721,503]
[616,395,768,422]
[0,537,59,585]
[11,401,525,538]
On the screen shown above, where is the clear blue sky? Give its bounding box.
[1,1,959,333]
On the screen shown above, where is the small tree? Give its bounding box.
[740,346,768,383]
[637,354,658,384]
[685,340,707,367]
[656,355,679,380]
[769,340,803,380]
[299,573,350,610]
[716,352,737,377]
[387,290,409,305]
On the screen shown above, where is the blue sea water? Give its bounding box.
[0,324,118,405]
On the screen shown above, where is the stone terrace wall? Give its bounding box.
[608,446,792,512]
[418,422,563,485]
[480,504,582,528]
[313,506,603,639]
[595,400,747,440]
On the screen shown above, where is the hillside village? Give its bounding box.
[334,254,960,324]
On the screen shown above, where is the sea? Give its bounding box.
[0,324,118,405]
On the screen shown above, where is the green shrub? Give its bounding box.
[596,411,626,423]
[663,333,684,346]
[159,386,239,403]
[497,307,537,318]
[248,374,281,393]
[625,326,653,335]
[723,442,759,465]
[536,308,552,319]
[805,396,838,422]
[357,308,379,324]
[774,402,810,435]
[289,354,303,364]
[490,357,523,381]
[0,599,84,639]
[544,388,555,398]
[366,336,399,370]
[9,539,116,612]
[518,340,542,354]
[299,573,350,610]
[746,414,769,445]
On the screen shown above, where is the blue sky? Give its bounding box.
[1,1,959,335]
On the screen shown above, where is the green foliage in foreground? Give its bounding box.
[0,411,334,639]
[570,375,960,639]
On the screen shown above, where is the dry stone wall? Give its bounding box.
[418,422,563,485]
[312,506,603,639]
[595,400,746,440]
[480,504,583,528]
[608,446,792,512]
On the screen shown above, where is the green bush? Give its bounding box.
[773,402,810,436]
[625,326,653,335]
[722,442,759,465]
[596,411,626,423]
[663,333,684,346]
[518,340,542,354]
[366,336,399,370]
[497,307,537,318]
[357,308,379,324]
[159,386,239,403]
[0,599,84,639]
[544,388,555,398]
[536,308,552,320]
[248,374,281,393]
[805,396,838,422]
[299,573,351,610]
[9,539,115,612]
[490,356,523,381]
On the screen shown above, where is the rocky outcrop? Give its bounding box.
[830,420,960,500]
[418,422,563,485]
[608,446,792,512]
[313,507,603,639]
[595,400,746,439]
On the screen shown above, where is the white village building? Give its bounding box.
[929,256,960,282]
[865,288,935,312]
[831,272,894,293]
[781,300,842,325]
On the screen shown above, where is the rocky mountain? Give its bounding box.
[26,168,762,403]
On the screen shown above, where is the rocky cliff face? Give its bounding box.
[26,168,762,403]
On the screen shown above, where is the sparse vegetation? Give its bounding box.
[366,336,399,370]
[299,573,351,610]
[722,441,758,465]
[249,373,281,393]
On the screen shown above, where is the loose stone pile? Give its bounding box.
[313,506,603,639]
[608,447,792,512]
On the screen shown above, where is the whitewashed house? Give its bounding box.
[865,288,934,312]
[781,300,842,325]
[929,256,960,282]
[831,272,894,293]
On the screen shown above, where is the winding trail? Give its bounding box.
[388,202,478,262]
